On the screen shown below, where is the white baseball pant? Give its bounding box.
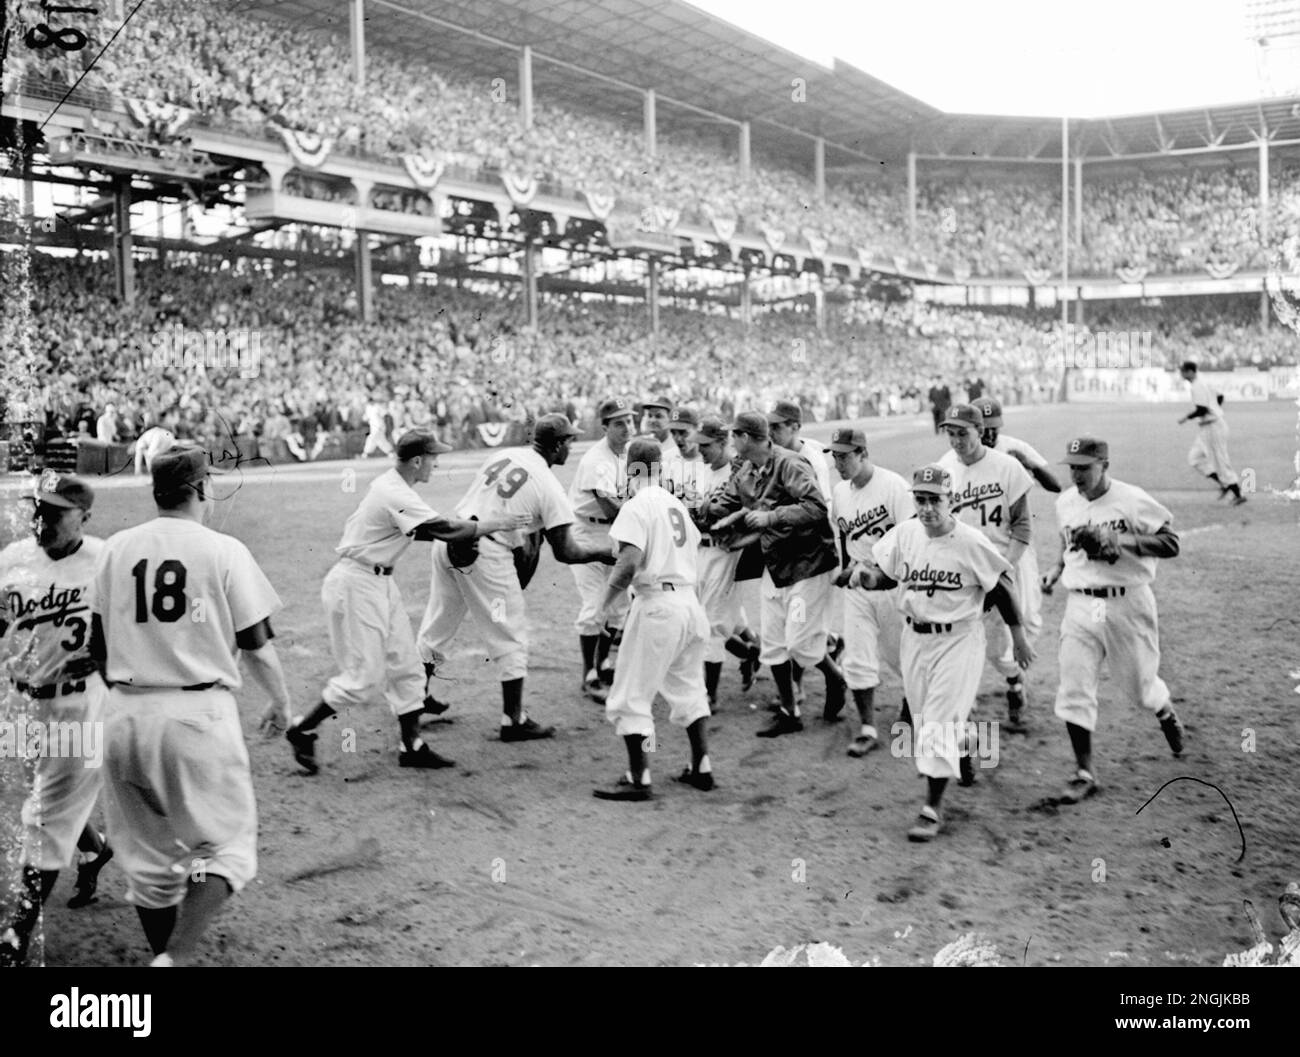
[604,587,711,739]
[839,587,903,691]
[418,538,528,682]
[571,556,628,636]
[362,427,395,458]
[321,560,424,717]
[759,569,832,668]
[899,617,985,780]
[101,687,257,909]
[1188,420,1238,487]
[1053,586,1172,732]
[984,548,1042,679]
[697,545,743,663]
[20,678,107,871]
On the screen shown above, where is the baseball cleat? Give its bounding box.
[1004,681,1028,733]
[285,725,319,775]
[1057,769,1099,804]
[907,806,942,842]
[1230,494,1247,507]
[422,693,452,717]
[959,755,977,787]
[582,672,608,704]
[501,717,556,743]
[593,775,652,801]
[399,743,456,769]
[67,844,114,909]
[756,710,803,738]
[847,734,879,758]
[1158,708,1185,757]
[675,767,715,792]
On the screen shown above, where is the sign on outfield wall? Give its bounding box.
[1068,368,1283,403]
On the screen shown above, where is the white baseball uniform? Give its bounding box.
[696,460,745,662]
[873,519,1011,779]
[831,468,911,691]
[1053,480,1174,732]
[0,536,106,871]
[603,485,711,739]
[134,427,176,475]
[1185,378,1238,487]
[994,433,1049,473]
[568,439,627,637]
[93,518,280,908]
[795,436,833,504]
[418,446,572,682]
[939,447,1039,676]
[362,402,395,457]
[321,468,437,718]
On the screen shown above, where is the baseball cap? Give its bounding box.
[396,429,453,460]
[911,464,952,495]
[35,473,94,511]
[975,397,1003,429]
[532,413,582,447]
[730,411,770,439]
[1061,436,1109,465]
[151,444,210,495]
[766,400,803,425]
[641,396,673,413]
[824,427,866,454]
[696,417,728,444]
[597,397,635,423]
[941,404,985,431]
[668,406,700,429]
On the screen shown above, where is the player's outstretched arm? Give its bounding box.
[545,523,616,565]
[596,543,641,623]
[236,619,294,732]
[1119,521,1180,560]
[1030,465,1062,493]
[1005,495,1031,565]
[410,512,530,541]
[986,574,1035,668]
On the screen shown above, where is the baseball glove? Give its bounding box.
[512,529,544,589]
[447,516,480,570]
[1070,524,1121,564]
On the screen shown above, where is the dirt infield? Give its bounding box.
[3,401,1297,967]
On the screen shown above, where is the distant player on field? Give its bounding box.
[1178,361,1245,505]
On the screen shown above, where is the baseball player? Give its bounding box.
[825,429,911,758]
[0,475,114,968]
[1178,361,1245,505]
[1041,436,1184,805]
[938,404,1038,733]
[417,414,616,743]
[591,439,714,800]
[287,430,528,774]
[568,397,635,702]
[90,444,294,966]
[976,397,1061,494]
[664,406,706,503]
[134,424,177,476]
[639,396,680,464]
[360,396,395,459]
[767,399,839,707]
[687,417,760,710]
[697,412,845,736]
[865,464,1033,842]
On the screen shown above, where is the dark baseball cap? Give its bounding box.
[730,411,770,439]
[911,464,952,495]
[641,396,673,413]
[941,404,985,431]
[1061,436,1109,465]
[824,427,866,454]
[696,417,728,444]
[151,444,210,494]
[597,397,635,423]
[35,473,94,511]
[668,406,700,429]
[766,400,803,425]
[396,429,453,460]
[533,413,582,447]
[975,397,1003,429]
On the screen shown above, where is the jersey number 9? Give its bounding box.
[131,559,189,623]
[668,507,687,547]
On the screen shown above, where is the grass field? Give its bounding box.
[3,399,1298,967]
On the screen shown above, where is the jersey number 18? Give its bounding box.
[131,559,188,623]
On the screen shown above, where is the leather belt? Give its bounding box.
[586,516,611,525]
[349,558,394,575]
[15,679,86,699]
[906,618,953,634]
[1075,586,1126,598]
[699,537,718,548]
[661,583,677,591]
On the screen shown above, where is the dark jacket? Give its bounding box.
[698,444,838,589]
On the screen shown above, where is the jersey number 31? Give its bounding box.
[131,559,188,623]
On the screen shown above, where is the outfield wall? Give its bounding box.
[1067,366,1299,403]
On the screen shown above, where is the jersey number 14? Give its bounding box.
[131,559,188,623]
